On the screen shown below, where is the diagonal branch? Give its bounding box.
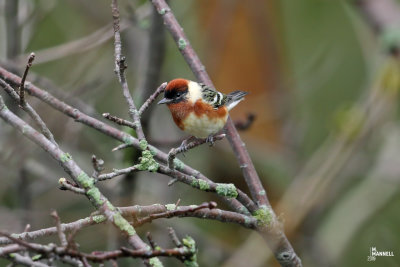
[0,97,150,254]
[148,1,302,266]
[0,78,57,145]
[148,0,268,207]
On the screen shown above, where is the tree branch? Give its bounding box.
[0,97,150,253]
[111,0,145,141]
[148,1,301,266]
[0,66,252,215]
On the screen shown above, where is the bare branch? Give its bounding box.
[111,0,145,141]
[135,201,216,226]
[112,143,132,152]
[168,227,182,248]
[91,155,104,178]
[235,113,256,131]
[18,53,35,105]
[58,178,85,195]
[0,78,57,145]
[0,97,149,252]
[51,211,68,247]
[96,166,139,182]
[102,112,137,129]
[138,82,167,115]
[0,203,258,246]
[167,134,225,170]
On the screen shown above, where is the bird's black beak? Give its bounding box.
[157,98,172,104]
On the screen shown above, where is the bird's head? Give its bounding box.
[158,78,189,105]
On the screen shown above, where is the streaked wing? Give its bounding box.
[199,83,226,109]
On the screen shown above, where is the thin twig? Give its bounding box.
[0,78,57,145]
[96,166,139,182]
[111,0,145,140]
[6,253,50,267]
[51,211,68,247]
[235,113,256,131]
[135,202,216,226]
[112,143,133,152]
[146,232,157,250]
[58,178,85,195]
[103,113,137,129]
[167,134,225,170]
[18,53,35,106]
[91,155,104,178]
[168,227,182,248]
[138,82,167,115]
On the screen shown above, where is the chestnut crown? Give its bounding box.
[158,78,189,105]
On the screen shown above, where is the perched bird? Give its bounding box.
[158,78,248,143]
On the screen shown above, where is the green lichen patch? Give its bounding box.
[135,150,159,172]
[31,254,42,261]
[198,179,210,191]
[60,153,72,163]
[215,183,238,198]
[173,158,184,170]
[158,8,167,15]
[91,215,106,224]
[258,190,266,196]
[252,206,273,227]
[165,204,176,211]
[139,139,148,150]
[106,201,117,212]
[243,215,252,228]
[76,172,94,189]
[178,38,187,50]
[113,213,136,236]
[149,146,157,156]
[183,236,198,267]
[122,134,133,145]
[149,257,163,267]
[86,187,104,205]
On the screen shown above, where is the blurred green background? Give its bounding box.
[0,0,399,266]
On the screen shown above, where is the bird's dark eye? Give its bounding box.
[176,92,182,97]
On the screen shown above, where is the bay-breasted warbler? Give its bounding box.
[158,78,248,142]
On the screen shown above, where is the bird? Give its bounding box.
[158,78,248,145]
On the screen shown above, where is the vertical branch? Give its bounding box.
[18,53,35,106]
[111,0,145,140]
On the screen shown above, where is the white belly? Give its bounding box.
[182,113,227,138]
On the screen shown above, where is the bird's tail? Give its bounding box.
[226,90,248,111]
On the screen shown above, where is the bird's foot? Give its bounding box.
[177,136,196,155]
[206,134,215,146]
